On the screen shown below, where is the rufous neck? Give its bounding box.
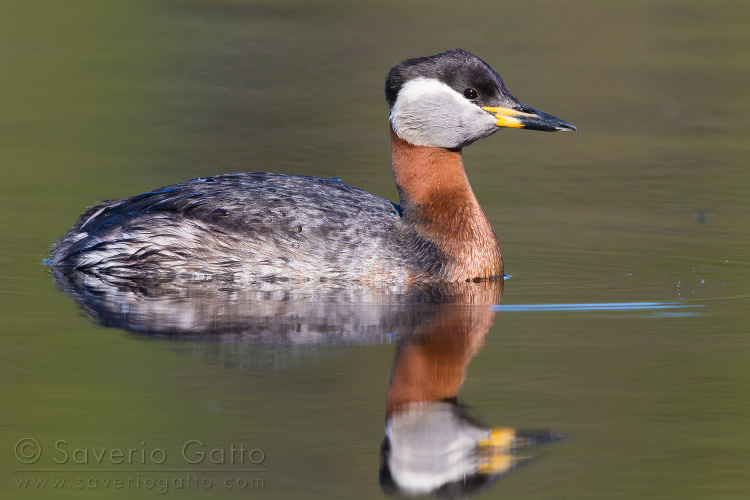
[390,127,503,280]
[390,128,469,212]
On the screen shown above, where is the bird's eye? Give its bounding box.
[463,88,478,100]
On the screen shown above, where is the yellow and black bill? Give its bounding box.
[482,104,577,132]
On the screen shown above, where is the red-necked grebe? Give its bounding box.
[49,49,575,283]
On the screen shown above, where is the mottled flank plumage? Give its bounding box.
[51,173,446,282]
[49,49,575,283]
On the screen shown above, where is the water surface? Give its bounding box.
[2,1,750,498]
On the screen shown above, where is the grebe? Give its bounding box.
[49,49,575,283]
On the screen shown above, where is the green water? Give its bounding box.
[2,1,750,498]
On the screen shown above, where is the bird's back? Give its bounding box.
[50,173,438,282]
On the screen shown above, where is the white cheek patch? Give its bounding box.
[390,77,498,148]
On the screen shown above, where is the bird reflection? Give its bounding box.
[50,267,502,341]
[50,268,564,497]
[380,280,564,498]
